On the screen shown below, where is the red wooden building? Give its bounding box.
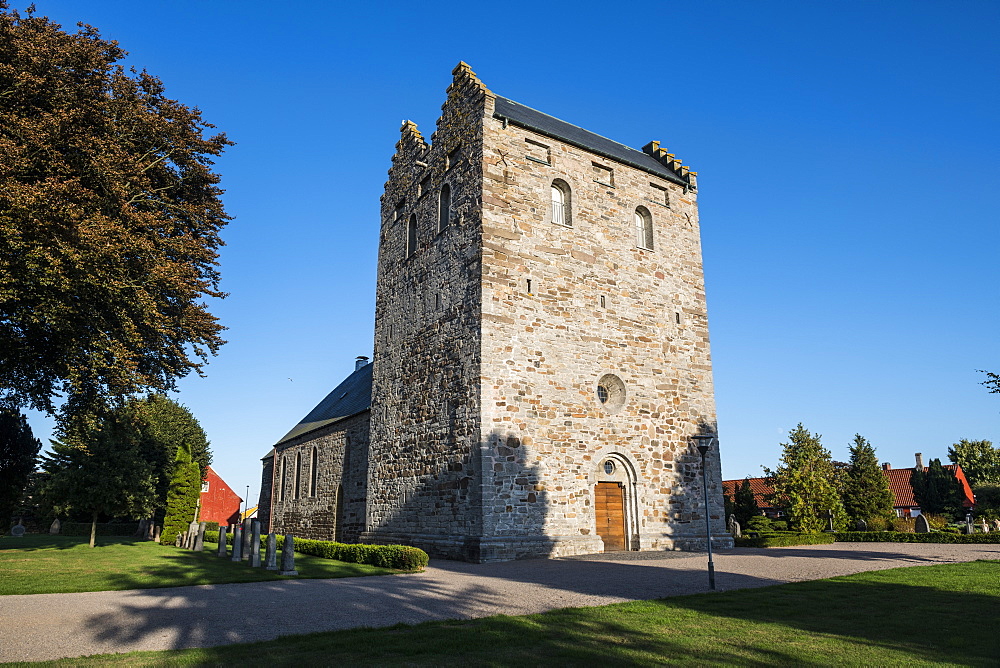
[199,466,242,526]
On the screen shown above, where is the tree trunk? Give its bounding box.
[89,512,98,548]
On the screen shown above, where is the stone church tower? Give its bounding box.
[361,63,731,561]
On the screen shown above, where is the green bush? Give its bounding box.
[771,520,789,531]
[735,532,836,548]
[59,522,139,536]
[834,531,1000,544]
[202,531,429,571]
[746,516,772,532]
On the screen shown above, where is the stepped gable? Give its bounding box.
[276,362,373,445]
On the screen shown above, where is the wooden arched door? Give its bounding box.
[595,482,626,551]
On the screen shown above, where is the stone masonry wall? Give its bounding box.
[364,64,490,560]
[268,411,369,543]
[478,95,731,555]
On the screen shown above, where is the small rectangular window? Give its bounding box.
[525,138,551,165]
[418,176,430,197]
[592,163,614,187]
[394,200,405,221]
[447,147,461,170]
[201,481,209,493]
[649,183,670,207]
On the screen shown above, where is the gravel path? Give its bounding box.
[2,542,997,663]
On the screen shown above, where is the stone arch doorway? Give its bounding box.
[594,454,638,552]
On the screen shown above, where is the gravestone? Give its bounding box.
[264,533,278,571]
[727,514,741,538]
[134,519,148,539]
[914,514,930,533]
[49,518,61,535]
[231,526,243,561]
[10,519,25,537]
[241,518,252,561]
[854,519,867,532]
[175,533,183,547]
[980,520,989,534]
[186,521,200,549]
[217,526,229,557]
[249,520,261,567]
[153,525,161,543]
[993,519,1000,533]
[193,522,206,551]
[146,521,155,541]
[279,534,298,575]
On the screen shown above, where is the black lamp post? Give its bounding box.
[693,433,716,590]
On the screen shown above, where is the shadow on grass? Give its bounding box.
[61,562,1000,666]
[0,534,140,551]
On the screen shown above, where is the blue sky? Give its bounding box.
[21,1,998,505]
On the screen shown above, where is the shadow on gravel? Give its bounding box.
[75,562,1000,665]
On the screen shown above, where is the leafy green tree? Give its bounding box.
[764,424,846,533]
[731,478,759,528]
[948,439,1000,487]
[911,458,963,519]
[0,5,230,418]
[122,394,210,522]
[979,370,999,395]
[840,434,894,529]
[160,442,202,546]
[0,409,41,525]
[40,412,156,546]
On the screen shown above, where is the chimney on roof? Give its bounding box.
[915,452,924,469]
[882,462,891,471]
[355,356,369,371]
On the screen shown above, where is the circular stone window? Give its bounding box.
[596,374,627,413]
[604,460,616,475]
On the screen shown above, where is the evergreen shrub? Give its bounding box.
[202,531,429,571]
[834,531,1000,544]
[735,532,836,547]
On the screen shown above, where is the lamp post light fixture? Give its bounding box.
[693,433,716,590]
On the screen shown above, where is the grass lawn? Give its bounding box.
[20,559,1000,666]
[0,534,399,595]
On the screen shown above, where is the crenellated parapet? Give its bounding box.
[642,140,697,190]
[445,61,493,106]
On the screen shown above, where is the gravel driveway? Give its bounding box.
[2,542,997,663]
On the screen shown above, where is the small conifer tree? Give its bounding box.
[160,442,202,545]
[765,424,846,533]
[911,458,963,519]
[0,410,41,526]
[841,434,895,529]
[733,478,759,528]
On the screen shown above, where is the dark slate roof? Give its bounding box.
[275,363,373,445]
[493,96,687,187]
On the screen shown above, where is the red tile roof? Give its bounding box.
[723,463,975,512]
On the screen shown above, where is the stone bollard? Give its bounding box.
[218,526,228,557]
[194,522,206,552]
[249,520,262,567]
[279,534,298,575]
[231,526,243,561]
[264,533,278,571]
[241,518,252,561]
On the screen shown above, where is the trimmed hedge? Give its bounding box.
[60,522,140,537]
[735,532,837,548]
[202,530,428,571]
[834,531,1000,544]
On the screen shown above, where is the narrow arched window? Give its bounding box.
[279,457,287,502]
[551,180,571,226]
[635,207,653,250]
[438,184,451,233]
[294,452,301,500]
[310,447,318,497]
[406,214,417,257]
